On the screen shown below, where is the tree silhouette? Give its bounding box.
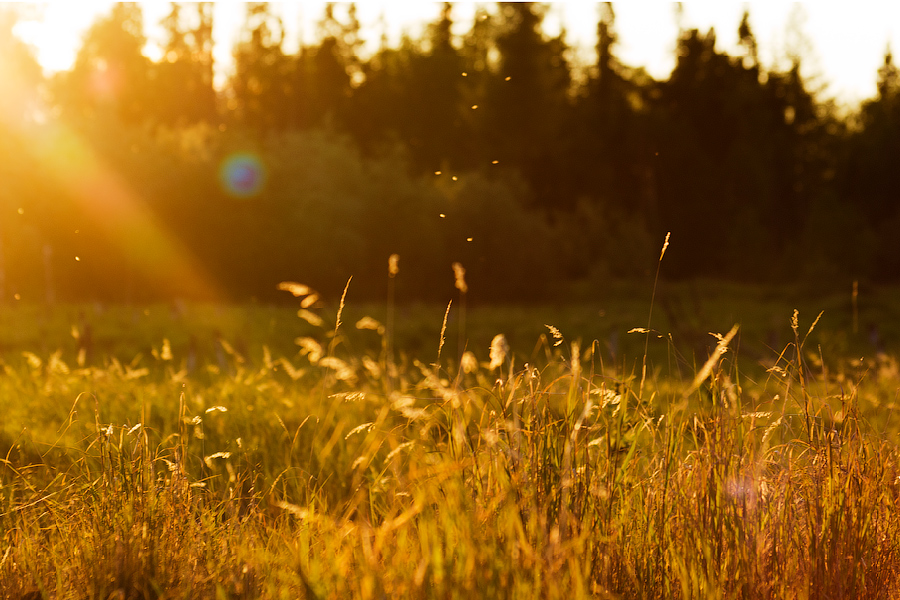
[150,3,217,126]
[483,3,573,210]
[350,3,467,172]
[841,48,900,276]
[231,3,291,130]
[292,3,355,129]
[573,4,651,211]
[55,3,150,123]
[8,1,900,301]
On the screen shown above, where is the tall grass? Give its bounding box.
[0,292,899,598]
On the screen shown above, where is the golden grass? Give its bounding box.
[0,297,899,599]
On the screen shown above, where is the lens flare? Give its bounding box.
[219,153,266,198]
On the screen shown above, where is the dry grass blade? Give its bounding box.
[437,300,452,363]
[684,324,740,397]
[335,277,351,335]
[802,310,825,349]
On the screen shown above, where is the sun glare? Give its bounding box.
[11,3,114,73]
[34,125,221,299]
[10,2,900,103]
[23,120,220,298]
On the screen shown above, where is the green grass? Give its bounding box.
[1,284,899,598]
[2,279,896,371]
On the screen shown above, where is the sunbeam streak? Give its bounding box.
[28,124,221,300]
[1,20,219,301]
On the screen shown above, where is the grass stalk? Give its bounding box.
[640,232,670,401]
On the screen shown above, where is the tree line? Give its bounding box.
[1,3,898,303]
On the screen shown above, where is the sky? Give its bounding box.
[10,2,900,107]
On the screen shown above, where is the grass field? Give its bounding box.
[1,280,899,598]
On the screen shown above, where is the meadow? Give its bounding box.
[1,278,899,599]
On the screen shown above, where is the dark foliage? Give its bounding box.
[0,3,895,304]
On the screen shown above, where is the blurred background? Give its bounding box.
[1,2,899,305]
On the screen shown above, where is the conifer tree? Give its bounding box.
[151,3,217,126]
[841,48,900,275]
[484,3,572,210]
[351,3,466,171]
[55,3,151,123]
[231,2,290,129]
[293,3,354,129]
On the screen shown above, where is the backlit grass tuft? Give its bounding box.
[1,299,899,598]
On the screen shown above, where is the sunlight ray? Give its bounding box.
[27,123,222,300]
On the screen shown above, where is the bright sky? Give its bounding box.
[11,2,900,107]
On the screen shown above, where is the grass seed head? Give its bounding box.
[277,282,311,297]
[295,337,323,364]
[461,351,479,374]
[300,293,319,309]
[355,316,385,334]
[489,334,509,370]
[452,262,467,294]
[545,324,564,346]
[318,356,356,382]
[297,309,324,328]
[389,253,400,277]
